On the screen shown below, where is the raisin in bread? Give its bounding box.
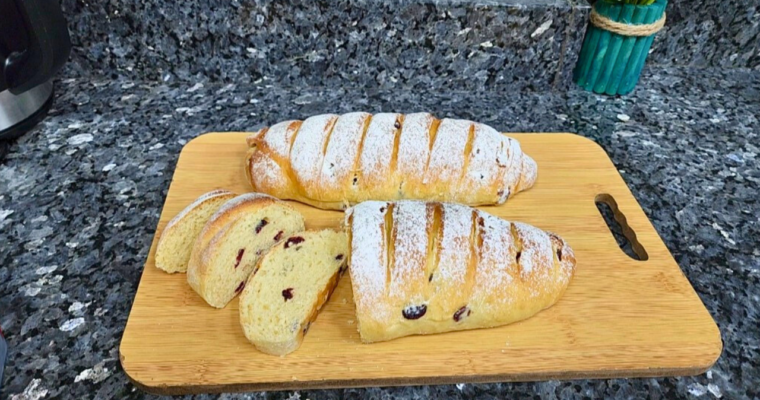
[155,190,237,273]
[186,193,305,308]
[345,200,576,343]
[239,230,348,356]
[245,112,537,210]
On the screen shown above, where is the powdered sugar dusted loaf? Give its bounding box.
[245,112,538,210]
[345,200,575,343]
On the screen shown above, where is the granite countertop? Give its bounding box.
[1,65,758,399]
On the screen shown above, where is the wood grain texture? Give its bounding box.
[120,132,721,395]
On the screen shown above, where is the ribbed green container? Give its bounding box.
[574,0,667,95]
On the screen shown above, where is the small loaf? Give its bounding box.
[239,230,348,356]
[187,193,305,308]
[155,190,237,273]
[245,112,537,210]
[345,200,575,343]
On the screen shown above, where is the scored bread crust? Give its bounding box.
[155,189,237,273]
[345,200,576,343]
[186,192,304,308]
[245,112,538,210]
[239,230,348,356]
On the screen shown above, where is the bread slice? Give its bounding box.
[155,190,237,273]
[186,193,305,308]
[239,230,348,356]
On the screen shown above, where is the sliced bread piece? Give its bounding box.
[155,189,237,273]
[239,229,348,356]
[187,193,305,308]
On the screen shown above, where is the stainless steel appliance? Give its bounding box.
[0,0,70,142]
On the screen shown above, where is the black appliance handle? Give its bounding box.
[5,0,71,94]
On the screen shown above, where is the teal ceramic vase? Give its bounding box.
[573,0,668,96]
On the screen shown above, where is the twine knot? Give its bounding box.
[589,8,666,37]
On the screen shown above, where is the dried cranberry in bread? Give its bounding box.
[155,190,237,273]
[186,193,305,308]
[345,200,575,343]
[239,230,348,356]
[245,112,537,210]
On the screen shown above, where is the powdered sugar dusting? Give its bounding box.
[425,119,472,186]
[290,114,337,189]
[396,113,433,178]
[549,231,576,286]
[261,120,298,158]
[475,210,514,297]
[561,242,575,283]
[343,205,354,227]
[248,113,536,206]
[359,113,398,182]
[389,201,428,299]
[347,201,389,319]
[436,203,472,285]
[464,123,501,191]
[520,154,538,190]
[321,112,370,189]
[514,222,552,280]
[251,155,286,191]
[165,190,235,230]
[502,138,523,194]
[349,201,575,333]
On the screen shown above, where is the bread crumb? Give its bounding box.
[347,320,355,325]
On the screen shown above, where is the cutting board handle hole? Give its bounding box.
[595,194,648,261]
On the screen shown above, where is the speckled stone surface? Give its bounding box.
[0,65,758,399]
[59,0,589,92]
[56,0,760,98]
[648,0,760,69]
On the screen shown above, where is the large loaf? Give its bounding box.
[345,200,575,343]
[245,112,537,210]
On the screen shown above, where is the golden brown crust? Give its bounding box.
[244,113,538,210]
[245,127,267,147]
[293,256,347,350]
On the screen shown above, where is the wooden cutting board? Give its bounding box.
[120,132,721,395]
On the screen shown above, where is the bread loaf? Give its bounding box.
[239,230,348,356]
[186,193,305,308]
[155,189,237,273]
[245,113,537,210]
[345,200,575,343]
